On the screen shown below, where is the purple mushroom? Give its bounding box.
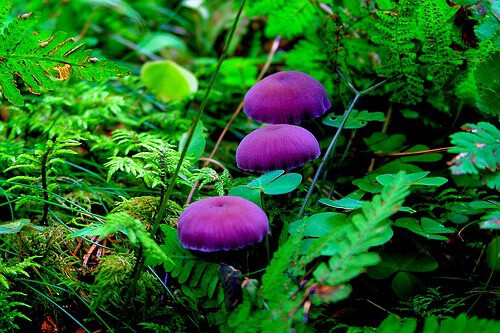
[178,196,269,252]
[236,124,321,173]
[243,71,331,124]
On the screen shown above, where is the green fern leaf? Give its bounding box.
[449,122,500,189]
[160,225,223,302]
[0,6,128,106]
[248,0,325,38]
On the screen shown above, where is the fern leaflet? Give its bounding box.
[0,3,128,106]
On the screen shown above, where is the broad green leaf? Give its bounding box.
[140,60,198,102]
[364,132,406,153]
[395,217,454,240]
[392,272,422,299]
[0,219,30,234]
[452,0,479,5]
[262,173,302,195]
[486,236,500,271]
[228,185,261,207]
[323,109,385,129]
[377,172,429,185]
[319,197,364,210]
[288,212,347,237]
[137,33,187,53]
[474,52,500,115]
[412,177,448,186]
[247,170,284,188]
[480,210,500,230]
[179,122,206,159]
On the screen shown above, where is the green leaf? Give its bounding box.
[319,197,364,210]
[137,33,187,53]
[140,60,198,102]
[392,271,423,299]
[262,173,302,195]
[322,110,385,129]
[377,171,448,187]
[0,219,30,234]
[480,210,500,230]
[486,236,500,271]
[364,133,407,153]
[228,185,261,207]
[288,212,347,238]
[452,0,480,6]
[247,170,284,188]
[179,122,206,160]
[473,52,500,116]
[395,217,454,240]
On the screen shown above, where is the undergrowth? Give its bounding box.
[0,0,498,332]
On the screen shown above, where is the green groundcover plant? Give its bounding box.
[0,0,498,332]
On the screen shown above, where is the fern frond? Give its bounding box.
[310,172,410,296]
[160,225,223,302]
[248,0,323,38]
[373,0,423,104]
[73,212,171,266]
[0,5,128,106]
[449,122,500,189]
[354,313,500,332]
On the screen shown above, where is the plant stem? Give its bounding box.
[298,93,360,219]
[297,71,389,219]
[40,142,54,225]
[149,0,246,238]
[125,0,246,304]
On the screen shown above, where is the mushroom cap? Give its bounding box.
[243,71,331,124]
[178,196,269,252]
[236,124,321,173]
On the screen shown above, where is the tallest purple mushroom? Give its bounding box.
[243,71,331,124]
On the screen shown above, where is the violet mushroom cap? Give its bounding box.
[236,124,321,173]
[178,196,269,252]
[243,71,331,124]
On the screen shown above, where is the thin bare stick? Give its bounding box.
[376,147,451,157]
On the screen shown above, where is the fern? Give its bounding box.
[348,313,500,332]
[0,2,128,106]
[233,173,411,332]
[308,172,410,295]
[448,122,500,189]
[102,129,193,189]
[248,0,326,38]
[0,256,39,332]
[159,225,223,304]
[417,0,458,87]
[72,212,171,267]
[373,0,424,104]
[4,134,81,223]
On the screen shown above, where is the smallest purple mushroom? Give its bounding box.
[236,124,321,173]
[243,71,331,125]
[178,196,269,252]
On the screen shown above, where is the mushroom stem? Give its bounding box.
[298,72,389,219]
